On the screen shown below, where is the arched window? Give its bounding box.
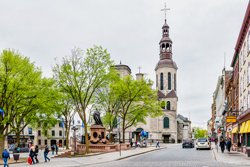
[161,101,166,109]
[163,117,169,128]
[168,72,171,90]
[162,44,165,51]
[166,43,170,51]
[166,101,171,110]
[160,73,164,90]
[156,74,158,87]
[174,74,176,91]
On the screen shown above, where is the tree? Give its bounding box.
[59,93,75,149]
[194,127,208,139]
[53,46,113,153]
[94,68,121,143]
[112,76,163,143]
[0,49,59,153]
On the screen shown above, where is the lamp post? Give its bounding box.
[72,126,78,152]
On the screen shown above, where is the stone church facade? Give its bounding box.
[114,18,190,143]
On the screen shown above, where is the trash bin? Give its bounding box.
[13,153,20,162]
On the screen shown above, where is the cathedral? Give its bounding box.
[115,14,191,144]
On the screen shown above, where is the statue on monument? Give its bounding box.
[93,110,103,126]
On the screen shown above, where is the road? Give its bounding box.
[88,144,249,167]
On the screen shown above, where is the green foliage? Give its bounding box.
[0,49,60,148]
[111,75,163,142]
[53,46,113,153]
[194,127,208,139]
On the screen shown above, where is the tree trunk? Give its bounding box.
[122,120,125,143]
[83,111,89,154]
[0,133,5,154]
[16,131,20,146]
[65,127,69,149]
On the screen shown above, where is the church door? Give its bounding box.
[163,135,170,143]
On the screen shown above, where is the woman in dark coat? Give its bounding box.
[219,138,226,153]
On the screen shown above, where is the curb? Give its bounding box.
[116,147,166,161]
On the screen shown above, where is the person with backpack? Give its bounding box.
[34,145,39,163]
[44,145,50,162]
[2,149,10,167]
[51,144,55,155]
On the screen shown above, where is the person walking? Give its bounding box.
[34,145,39,163]
[29,146,36,164]
[156,140,160,148]
[219,138,226,153]
[226,138,232,152]
[44,145,50,162]
[51,144,55,155]
[2,149,10,167]
[55,143,58,155]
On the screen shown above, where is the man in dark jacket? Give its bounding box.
[35,145,39,163]
[44,145,50,162]
[219,138,226,153]
[29,147,36,164]
[2,149,10,167]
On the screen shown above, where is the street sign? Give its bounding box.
[226,116,236,123]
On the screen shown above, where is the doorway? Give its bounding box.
[163,135,170,143]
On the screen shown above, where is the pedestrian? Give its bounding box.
[2,149,10,167]
[156,140,160,148]
[51,144,55,155]
[29,145,36,164]
[35,145,39,163]
[129,138,133,148]
[55,143,58,155]
[226,138,232,152]
[44,145,50,162]
[219,138,226,153]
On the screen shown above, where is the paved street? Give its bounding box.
[8,144,250,167]
[89,144,250,167]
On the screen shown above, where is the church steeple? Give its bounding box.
[159,4,172,60]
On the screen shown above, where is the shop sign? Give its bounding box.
[226,116,236,123]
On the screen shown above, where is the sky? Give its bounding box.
[0,0,248,128]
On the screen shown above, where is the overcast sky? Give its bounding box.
[0,0,248,128]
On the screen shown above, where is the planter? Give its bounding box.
[13,153,20,162]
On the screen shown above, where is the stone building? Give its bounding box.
[177,114,192,143]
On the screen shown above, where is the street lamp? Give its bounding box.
[71,126,78,152]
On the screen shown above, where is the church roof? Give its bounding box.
[159,36,172,43]
[155,59,178,71]
[166,90,178,98]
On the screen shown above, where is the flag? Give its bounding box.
[82,122,84,128]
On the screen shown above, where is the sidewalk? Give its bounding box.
[8,144,167,167]
[212,143,250,166]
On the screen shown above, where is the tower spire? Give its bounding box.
[161,2,170,22]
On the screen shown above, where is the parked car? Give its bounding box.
[182,139,194,148]
[196,138,211,150]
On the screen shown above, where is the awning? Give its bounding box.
[239,122,246,133]
[245,120,250,133]
[243,120,250,133]
[232,126,238,134]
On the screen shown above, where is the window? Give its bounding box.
[45,130,47,136]
[163,117,170,128]
[168,72,171,90]
[52,130,55,136]
[38,130,41,136]
[160,73,164,90]
[161,101,166,109]
[59,122,63,127]
[166,101,171,110]
[38,139,41,145]
[45,140,47,145]
[174,74,176,91]
[59,131,62,136]
[156,75,158,87]
[28,128,32,135]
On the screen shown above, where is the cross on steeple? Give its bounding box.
[138,66,142,73]
[161,2,170,22]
